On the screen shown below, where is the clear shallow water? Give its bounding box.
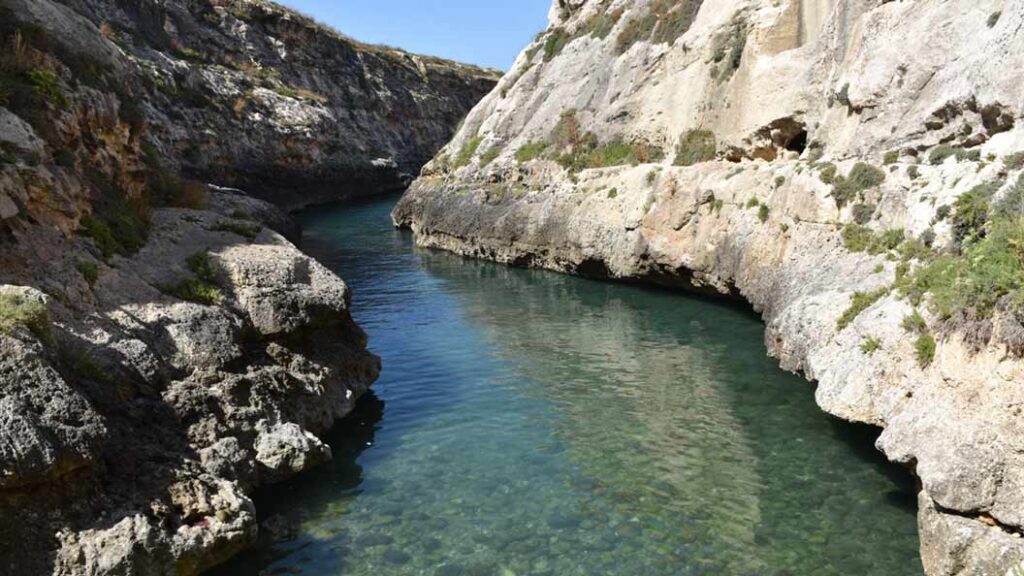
[213,195,922,576]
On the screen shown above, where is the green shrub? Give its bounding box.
[615,12,659,54]
[901,309,927,334]
[162,279,221,305]
[163,251,222,305]
[851,203,876,225]
[907,165,920,180]
[607,188,618,199]
[186,251,218,284]
[453,135,483,168]
[79,174,150,259]
[673,129,716,166]
[27,68,67,108]
[480,147,502,167]
[915,333,936,367]
[860,336,881,355]
[757,204,770,223]
[80,216,117,258]
[646,170,658,186]
[994,174,1024,218]
[774,176,785,187]
[615,0,702,54]
[77,261,99,286]
[551,109,583,149]
[819,163,838,184]
[883,150,899,165]
[1004,152,1024,170]
[806,143,824,163]
[0,292,49,336]
[709,15,748,82]
[650,0,704,46]
[837,288,889,331]
[746,197,760,209]
[841,224,905,255]
[832,163,885,208]
[543,28,570,61]
[929,145,980,165]
[583,9,624,40]
[951,180,1000,244]
[897,217,1024,318]
[212,220,262,241]
[515,141,549,162]
[587,140,662,168]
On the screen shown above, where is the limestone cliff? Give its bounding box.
[394,0,1024,573]
[2,0,499,213]
[0,0,489,573]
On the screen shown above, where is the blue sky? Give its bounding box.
[278,0,552,70]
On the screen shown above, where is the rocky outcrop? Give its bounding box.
[1,190,380,575]
[2,0,498,212]
[0,0,493,572]
[395,0,1024,573]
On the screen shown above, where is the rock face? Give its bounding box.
[1,192,380,576]
[4,0,498,212]
[395,0,1024,573]
[0,0,489,573]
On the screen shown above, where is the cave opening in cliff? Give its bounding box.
[785,129,808,154]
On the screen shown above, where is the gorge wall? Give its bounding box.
[0,0,492,573]
[394,0,1024,573]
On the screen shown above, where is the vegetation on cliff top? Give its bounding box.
[0,292,49,337]
[506,110,663,173]
[617,0,705,54]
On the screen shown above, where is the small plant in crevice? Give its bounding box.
[515,141,549,163]
[757,204,769,223]
[915,332,936,368]
[161,250,223,305]
[860,336,882,355]
[480,146,502,167]
[818,162,838,184]
[851,203,876,225]
[837,288,889,331]
[902,309,928,334]
[1004,152,1024,170]
[831,163,885,208]
[212,220,262,241]
[615,0,703,54]
[928,144,980,166]
[453,135,483,169]
[77,261,99,287]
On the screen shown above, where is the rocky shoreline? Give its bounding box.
[0,0,491,572]
[395,0,1024,573]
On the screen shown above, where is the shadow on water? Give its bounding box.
[215,196,922,576]
[827,419,919,513]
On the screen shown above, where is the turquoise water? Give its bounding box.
[213,196,922,576]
